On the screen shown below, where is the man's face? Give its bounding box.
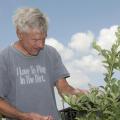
[18,28,47,56]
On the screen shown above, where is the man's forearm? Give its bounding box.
[0,98,53,120]
[56,79,87,97]
[0,98,26,120]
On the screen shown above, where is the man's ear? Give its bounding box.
[16,28,22,40]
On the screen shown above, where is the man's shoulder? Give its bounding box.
[45,45,59,55]
[0,46,11,54]
[44,45,61,62]
[0,46,11,58]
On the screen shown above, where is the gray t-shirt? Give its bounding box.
[0,45,70,120]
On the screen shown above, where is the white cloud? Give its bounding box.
[68,32,94,53]
[97,25,118,49]
[76,55,104,73]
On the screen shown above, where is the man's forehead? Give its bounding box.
[25,28,47,36]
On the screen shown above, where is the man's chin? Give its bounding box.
[31,51,40,56]
[27,51,39,56]
[29,48,44,56]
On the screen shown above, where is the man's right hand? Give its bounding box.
[21,112,54,120]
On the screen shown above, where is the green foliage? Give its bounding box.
[63,27,120,120]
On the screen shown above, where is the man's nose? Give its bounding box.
[36,40,45,48]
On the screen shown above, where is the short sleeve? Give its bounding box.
[52,49,70,83]
[0,53,10,99]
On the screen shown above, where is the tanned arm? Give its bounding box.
[56,78,87,97]
[0,98,53,120]
[0,98,29,120]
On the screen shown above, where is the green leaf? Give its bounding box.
[92,40,102,52]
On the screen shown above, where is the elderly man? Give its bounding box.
[0,8,86,120]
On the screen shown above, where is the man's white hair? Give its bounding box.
[13,7,48,33]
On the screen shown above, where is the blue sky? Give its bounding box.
[0,0,120,46]
[0,0,120,109]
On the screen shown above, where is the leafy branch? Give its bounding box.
[63,27,120,120]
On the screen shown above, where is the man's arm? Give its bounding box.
[56,78,87,97]
[0,98,53,120]
[0,98,28,120]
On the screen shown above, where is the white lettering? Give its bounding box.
[16,65,46,85]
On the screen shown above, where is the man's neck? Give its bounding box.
[13,41,31,56]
